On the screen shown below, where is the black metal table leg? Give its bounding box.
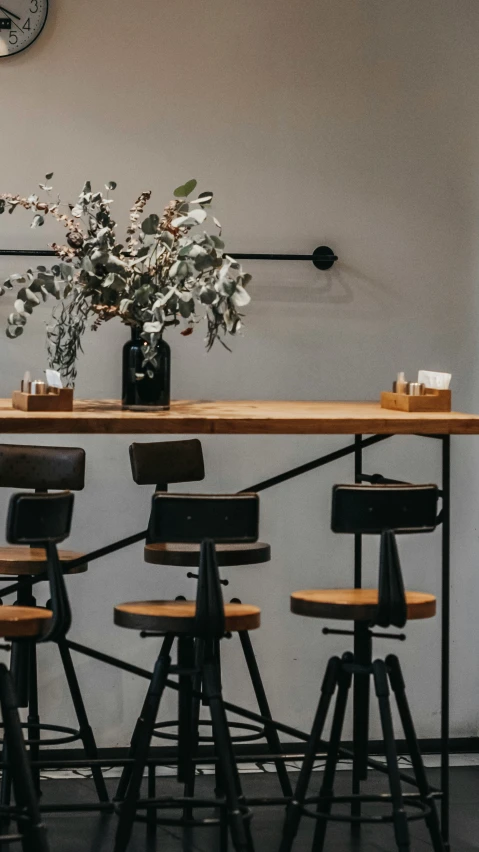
[351,435,368,830]
[441,436,450,849]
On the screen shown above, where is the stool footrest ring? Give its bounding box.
[152,718,265,744]
[299,792,430,824]
[0,721,82,748]
[114,797,252,830]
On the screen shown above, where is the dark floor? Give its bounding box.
[33,767,479,851]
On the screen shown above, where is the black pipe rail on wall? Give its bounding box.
[0,245,339,270]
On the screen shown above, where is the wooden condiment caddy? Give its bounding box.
[12,388,74,412]
[380,389,451,413]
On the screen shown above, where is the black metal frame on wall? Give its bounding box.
[0,245,339,270]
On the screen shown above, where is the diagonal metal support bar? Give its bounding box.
[241,434,392,493]
[0,529,149,600]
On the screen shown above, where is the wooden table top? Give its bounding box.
[0,399,478,435]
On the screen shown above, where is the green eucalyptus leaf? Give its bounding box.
[6,325,23,338]
[106,181,117,190]
[178,243,194,257]
[159,231,174,248]
[189,191,214,206]
[169,260,180,279]
[25,288,41,305]
[45,172,54,180]
[142,214,160,235]
[31,214,44,228]
[8,312,26,326]
[179,299,194,318]
[173,179,197,198]
[194,254,214,272]
[199,289,216,305]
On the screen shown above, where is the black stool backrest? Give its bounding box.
[150,492,259,638]
[6,492,74,642]
[129,440,205,491]
[331,484,439,628]
[0,445,85,491]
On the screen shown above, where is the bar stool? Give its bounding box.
[113,492,261,852]
[0,445,107,806]
[280,484,446,852]
[0,489,83,851]
[120,439,290,798]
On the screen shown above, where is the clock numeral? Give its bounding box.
[8,30,18,44]
[23,18,31,30]
[30,0,38,12]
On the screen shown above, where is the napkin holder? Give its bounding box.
[12,388,74,412]
[380,389,451,413]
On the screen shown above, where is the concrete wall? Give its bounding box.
[1,0,479,744]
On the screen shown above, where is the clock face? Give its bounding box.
[0,0,48,57]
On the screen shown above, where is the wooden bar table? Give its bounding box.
[0,398,477,434]
[1,397,478,847]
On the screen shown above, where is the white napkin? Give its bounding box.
[417,370,451,390]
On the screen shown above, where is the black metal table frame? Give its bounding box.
[0,431,451,848]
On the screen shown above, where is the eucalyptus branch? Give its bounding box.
[0,176,252,384]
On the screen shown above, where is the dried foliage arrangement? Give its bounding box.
[0,177,252,385]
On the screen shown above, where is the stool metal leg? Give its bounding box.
[279,656,341,852]
[373,659,410,852]
[115,634,176,802]
[203,643,254,852]
[0,639,30,815]
[238,630,293,798]
[57,637,109,803]
[114,634,174,852]
[387,655,446,852]
[1,578,34,813]
[312,652,353,852]
[27,643,41,796]
[146,764,156,844]
[0,664,50,852]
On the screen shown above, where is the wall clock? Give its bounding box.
[0,0,48,57]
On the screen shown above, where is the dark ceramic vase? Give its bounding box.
[122,327,171,410]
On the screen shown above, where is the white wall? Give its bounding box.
[1,0,479,745]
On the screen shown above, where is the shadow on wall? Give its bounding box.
[250,261,400,315]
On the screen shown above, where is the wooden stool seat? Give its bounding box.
[0,546,87,576]
[114,600,261,633]
[291,588,436,621]
[144,541,271,567]
[0,605,52,638]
